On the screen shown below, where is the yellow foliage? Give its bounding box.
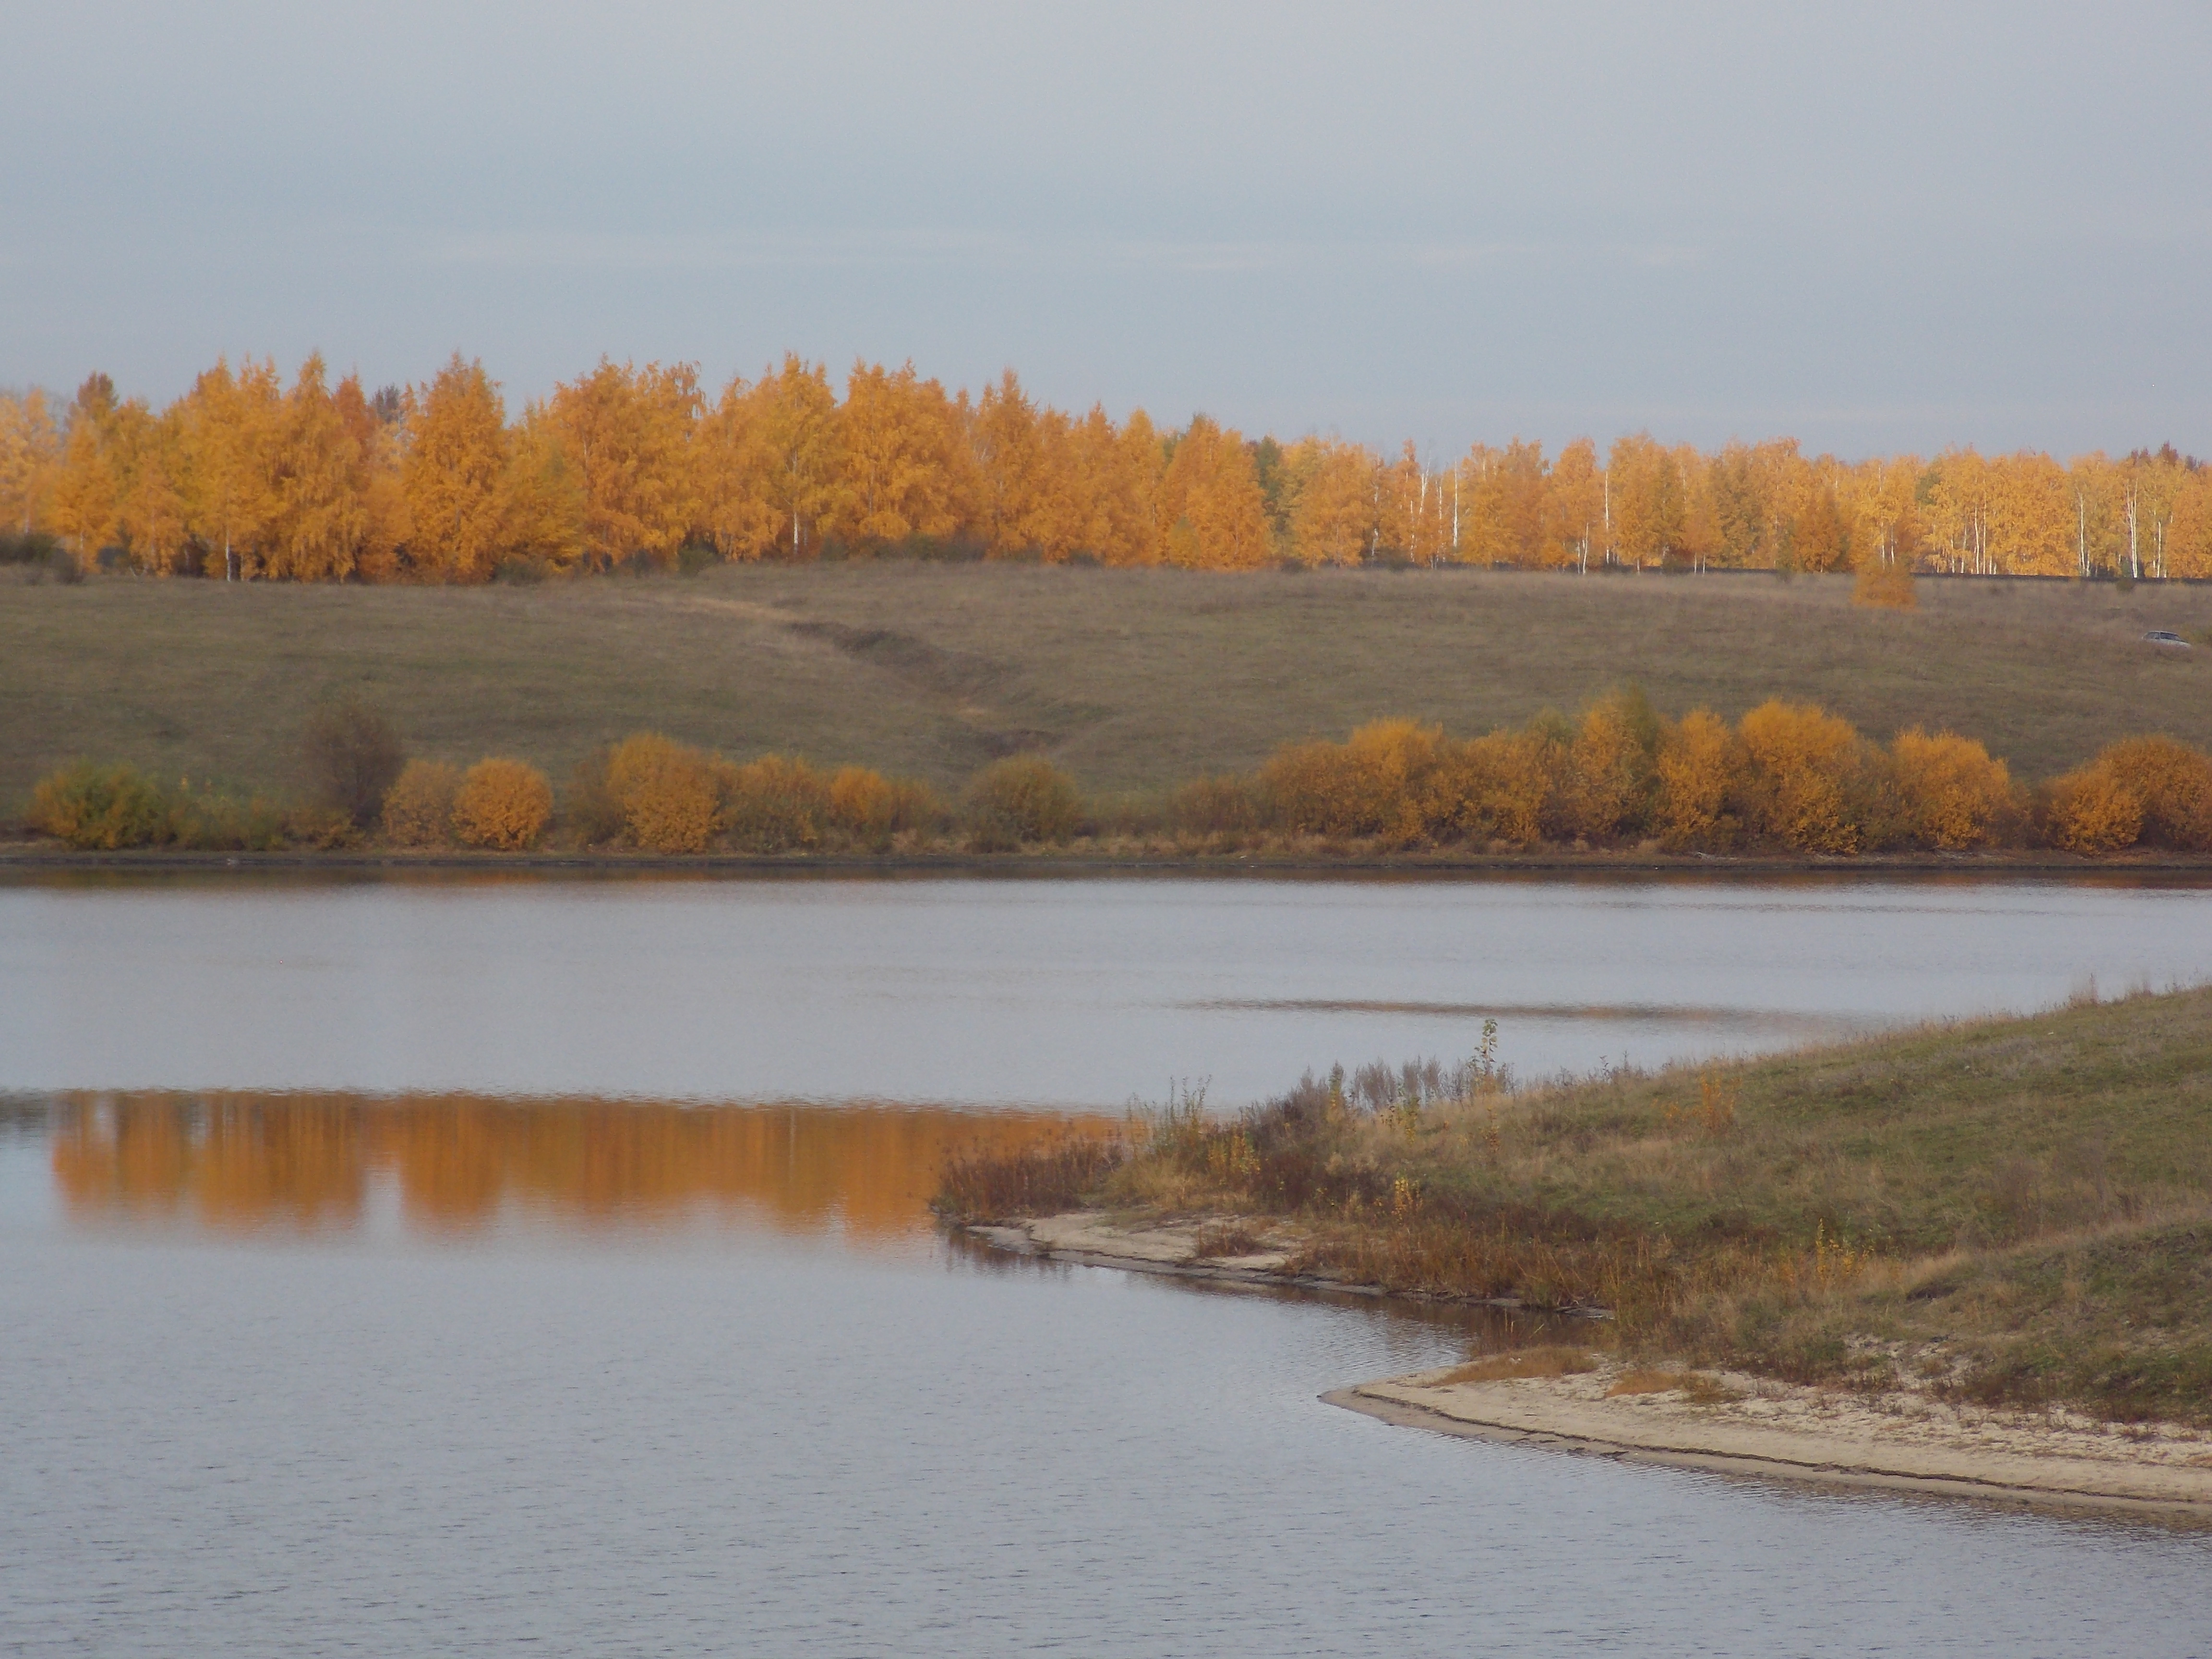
[1887,729,2016,849]
[727,754,832,852]
[1156,415,1273,569]
[1422,731,1551,849]
[544,359,703,567]
[2094,736,2212,851]
[966,755,1083,847]
[2045,737,2212,854]
[2044,762,2144,854]
[380,759,461,847]
[1259,740,1363,838]
[401,354,508,582]
[826,766,939,849]
[1736,700,1866,853]
[605,732,726,853]
[1262,719,1441,841]
[1652,709,1737,849]
[29,762,172,849]
[1563,689,1657,841]
[451,758,553,851]
[18,351,2212,582]
[1286,440,1377,566]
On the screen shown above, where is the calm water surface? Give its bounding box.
[3,874,2209,1656]
[8,871,2212,1100]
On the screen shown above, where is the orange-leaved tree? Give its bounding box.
[1652,709,1740,849]
[840,361,970,548]
[1159,416,1272,569]
[545,359,702,568]
[603,733,729,853]
[1735,700,1868,853]
[403,354,511,581]
[1888,729,2016,848]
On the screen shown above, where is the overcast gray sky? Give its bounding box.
[6,1,2208,457]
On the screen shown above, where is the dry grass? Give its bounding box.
[1607,1368,1743,1404]
[6,562,2211,816]
[1434,1346,1599,1383]
[1188,1221,1272,1259]
[932,1134,1127,1224]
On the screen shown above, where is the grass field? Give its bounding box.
[5,560,2210,816]
[938,986,2212,1423]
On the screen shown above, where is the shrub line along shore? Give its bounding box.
[934,988,2212,1516]
[24,686,2212,862]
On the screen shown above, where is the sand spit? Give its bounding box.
[965,1213,2212,1517]
[1337,1368,2212,1517]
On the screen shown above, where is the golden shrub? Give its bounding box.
[1652,709,1738,849]
[1735,700,1866,853]
[827,766,941,849]
[1346,719,1442,844]
[1258,740,1360,837]
[1422,730,1551,848]
[2044,763,2144,854]
[380,759,461,847]
[28,762,172,850]
[728,754,832,852]
[2093,736,2212,851]
[1887,729,2017,850]
[1262,719,1440,842]
[451,758,553,851]
[604,732,726,854]
[1563,690,1659,842]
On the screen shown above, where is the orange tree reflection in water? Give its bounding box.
[48,1094,1111,1241]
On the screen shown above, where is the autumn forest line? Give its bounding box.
[3,354,2209,584]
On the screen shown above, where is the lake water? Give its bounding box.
[4,872,2210,1657]
[10,870,2212,1102]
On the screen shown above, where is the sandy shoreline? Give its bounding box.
[1338,1371,2212,1518]
[970,1214,2212,1518]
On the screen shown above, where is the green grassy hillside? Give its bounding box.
[5,561,2208,813]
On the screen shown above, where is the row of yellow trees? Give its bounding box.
[26,700,2212,858]
[4,356,2207,579]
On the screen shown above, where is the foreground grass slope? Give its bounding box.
[943,987,2212,1423]
[4,562,2209,815]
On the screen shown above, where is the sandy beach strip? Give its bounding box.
[968,1213,2212,1517]
[1334,1369,2212,1516]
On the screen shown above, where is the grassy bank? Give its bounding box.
[5,561,2210,817]
[937,988,2212,1425]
